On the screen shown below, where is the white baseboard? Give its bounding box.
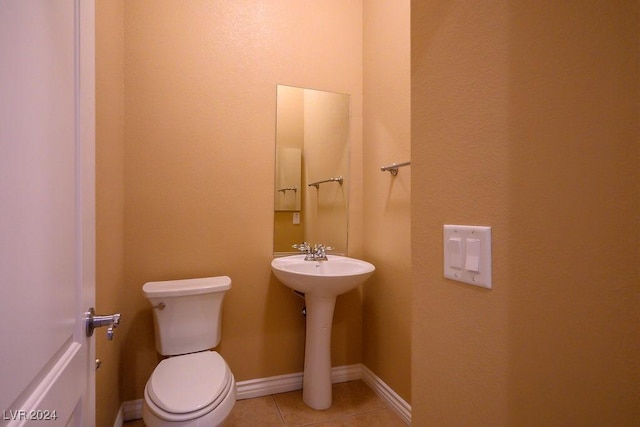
[112,405,123,427]
[361,365,411,425]
[123,399,143,421]
[115,364,410,426]
[235,363,362,400]
[114,398,143,426]
[235,371,302,400]
[330,364,363,384]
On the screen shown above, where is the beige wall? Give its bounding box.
[94,2,640,424]
[362,0,412,402]
[95,1,124,425]
[95,2,413,421]
[412,1,639,426]
[119,0,363,401]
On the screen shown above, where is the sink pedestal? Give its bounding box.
[302,294,337,410]
[270,254,375,410]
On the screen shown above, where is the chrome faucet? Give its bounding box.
[312,244,332,261]
[292,242,333,261]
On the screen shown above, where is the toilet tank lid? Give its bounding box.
[143,276,231,298]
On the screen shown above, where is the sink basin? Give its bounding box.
[271,254,375,296]
[271,254,375,410]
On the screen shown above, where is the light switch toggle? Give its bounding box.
[447,237,463,269]
[465,238,480,272]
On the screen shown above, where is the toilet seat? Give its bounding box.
[145,351,233,422]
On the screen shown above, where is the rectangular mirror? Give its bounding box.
[273,85,350,255]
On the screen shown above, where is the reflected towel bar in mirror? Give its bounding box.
[308,176,343,189]
[380,161,411,176]
[277,187,298,193]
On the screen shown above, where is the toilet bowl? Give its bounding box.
[142,352,235,426]
[142,277,235,427]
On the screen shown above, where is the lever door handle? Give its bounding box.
[85,307,121,340]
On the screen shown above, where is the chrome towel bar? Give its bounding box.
[277,187,297,193]
[308,176,343,189]
[381,161,411,176]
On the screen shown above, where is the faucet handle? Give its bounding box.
[292,242,311,253]
[308,244,332,261]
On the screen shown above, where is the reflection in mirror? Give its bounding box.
[275,147,301,211]
[274,85,350,255]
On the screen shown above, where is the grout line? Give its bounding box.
[271,394,287,426]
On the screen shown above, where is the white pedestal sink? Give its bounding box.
[271,254,375,410]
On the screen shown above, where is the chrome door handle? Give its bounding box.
[85,307,121,340]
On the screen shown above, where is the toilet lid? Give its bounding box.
[148,351,230,414]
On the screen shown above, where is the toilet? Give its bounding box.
[142,276,235,427]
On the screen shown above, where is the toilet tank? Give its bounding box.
[142,276,231,356]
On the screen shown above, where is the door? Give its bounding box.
[0,1,95,426]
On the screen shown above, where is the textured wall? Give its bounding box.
[412,1,639,425]
[119,0,363,401]
[95,1,125,425]
[362,0,412,402]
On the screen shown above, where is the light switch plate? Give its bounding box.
[443,225,492,289]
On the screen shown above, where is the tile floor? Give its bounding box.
[124,380,407,427]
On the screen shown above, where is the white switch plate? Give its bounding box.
[443,225,492,289]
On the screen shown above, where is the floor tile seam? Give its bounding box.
[270,394,289,425]
[339,400,391,417]
[343,405,397,418]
